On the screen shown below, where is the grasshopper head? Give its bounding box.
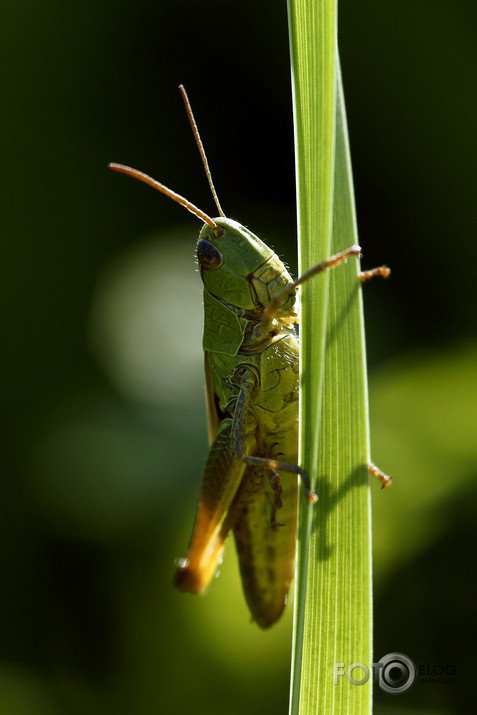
[109,89,297,320]
[198,217,296,316]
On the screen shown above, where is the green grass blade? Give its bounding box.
[298,57,372,714]
[288,1,373,713]
[287,1,337,707]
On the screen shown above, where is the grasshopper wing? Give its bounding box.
[204,351,220,445]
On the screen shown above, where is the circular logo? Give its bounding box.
[377,653,416,694]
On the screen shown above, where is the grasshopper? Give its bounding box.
[109,86,391,628]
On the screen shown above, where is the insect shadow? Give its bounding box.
[324,276,361,348]
[312,464,370,563]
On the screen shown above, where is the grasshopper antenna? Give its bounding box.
[108,163,217,228]
[179,84,225,218]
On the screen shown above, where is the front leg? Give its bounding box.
[369,462,392,488]
[360,266,390,282]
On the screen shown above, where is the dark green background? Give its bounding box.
[2,1,476,712]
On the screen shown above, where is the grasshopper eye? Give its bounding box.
[197,239,223,271]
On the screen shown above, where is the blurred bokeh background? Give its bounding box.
[2,0,476,712]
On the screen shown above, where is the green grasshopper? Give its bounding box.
[109,86,391,629]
